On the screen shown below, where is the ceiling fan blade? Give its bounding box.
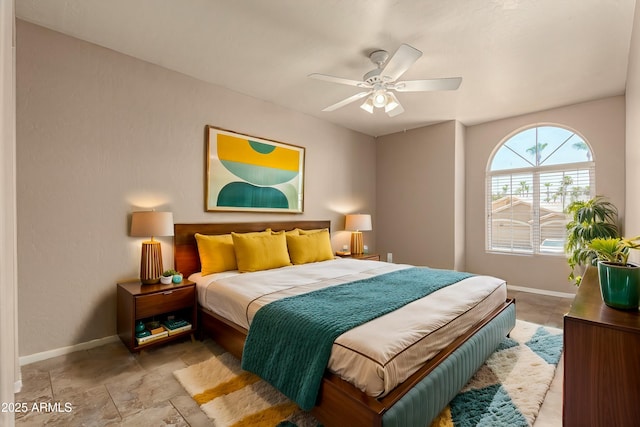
[394,77,462,92]
[322,91,372,112]
[380,44,422,82]
[308,73,367,87]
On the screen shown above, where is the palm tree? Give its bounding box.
[570,186,582,203]
[555,175,574,209]
[519,181,529,197]
[526,142,548,165]
[543,182,552,202]
[572,141,592,161]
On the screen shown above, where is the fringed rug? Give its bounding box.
[173,320,562,427]
[431,320,562,426]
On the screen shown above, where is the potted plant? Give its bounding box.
[160,269,178,284]
[565,196,620,285]
[588,236,640,310]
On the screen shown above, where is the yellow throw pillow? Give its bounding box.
[286,229,335,265]
[232,231,292,272]
[297,228,326,235]
[271,229,299,236]
[195,233,237,275]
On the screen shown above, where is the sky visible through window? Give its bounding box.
[491,126,591,171]
[490,126,593,212]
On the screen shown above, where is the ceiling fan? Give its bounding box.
[309,44,461,117]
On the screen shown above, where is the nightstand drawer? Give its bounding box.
[136,286,195,319]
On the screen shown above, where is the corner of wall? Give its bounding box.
[454,121,466,270]
[375,121,461,268]
[0,0,20,424]
[625,0,640,259]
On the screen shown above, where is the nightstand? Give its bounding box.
[117,279,197,352]
[336,253,381,261]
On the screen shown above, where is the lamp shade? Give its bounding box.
[345,214,372,232]
[130,211,174,238]
[345,214,372,255]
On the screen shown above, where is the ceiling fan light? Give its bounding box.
[385,92,400,113]
[360,97,374,113]
[372,91,387,108]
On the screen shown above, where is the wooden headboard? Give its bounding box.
[173,220,331,278]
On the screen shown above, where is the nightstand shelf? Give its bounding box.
[117,279,197,352]
[336,253,381,261]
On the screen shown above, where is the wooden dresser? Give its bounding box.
[563,267,640,426]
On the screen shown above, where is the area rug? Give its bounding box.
[430,320,562,427]
[173,320,562,427]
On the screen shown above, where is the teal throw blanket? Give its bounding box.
[241,267,474,410]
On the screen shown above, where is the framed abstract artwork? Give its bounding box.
[205,126,305,213]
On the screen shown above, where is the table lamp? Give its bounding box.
[130,211,174,284]
[345,214,372,255]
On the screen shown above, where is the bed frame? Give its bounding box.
[174,220,516,427]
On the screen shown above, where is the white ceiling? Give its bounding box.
[16,0,637,137]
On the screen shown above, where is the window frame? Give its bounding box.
[486,124,595,256]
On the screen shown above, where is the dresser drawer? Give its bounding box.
[136,286,195,319]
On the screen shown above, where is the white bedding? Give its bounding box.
[191,258,507,397]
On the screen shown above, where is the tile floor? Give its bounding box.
[14,290,573,426]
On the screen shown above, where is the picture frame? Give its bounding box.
[205,126,305,213]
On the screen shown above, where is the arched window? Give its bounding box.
[486,125,594,255]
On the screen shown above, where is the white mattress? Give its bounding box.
[191,258,507,397]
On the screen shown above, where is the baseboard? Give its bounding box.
[508,284,575,299]
[19,335,120,366]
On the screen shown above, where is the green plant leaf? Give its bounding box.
[565,196,620,285]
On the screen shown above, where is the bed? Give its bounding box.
[174,220,515,427]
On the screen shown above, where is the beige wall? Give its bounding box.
[16,21,376,356]
[1,0,19,424]
[376,121,460,269]
[466,96,626,293]
[626,2,640,264]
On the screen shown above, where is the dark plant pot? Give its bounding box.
[597,261,640,310]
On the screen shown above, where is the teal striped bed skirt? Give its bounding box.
[382,302,516,427]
